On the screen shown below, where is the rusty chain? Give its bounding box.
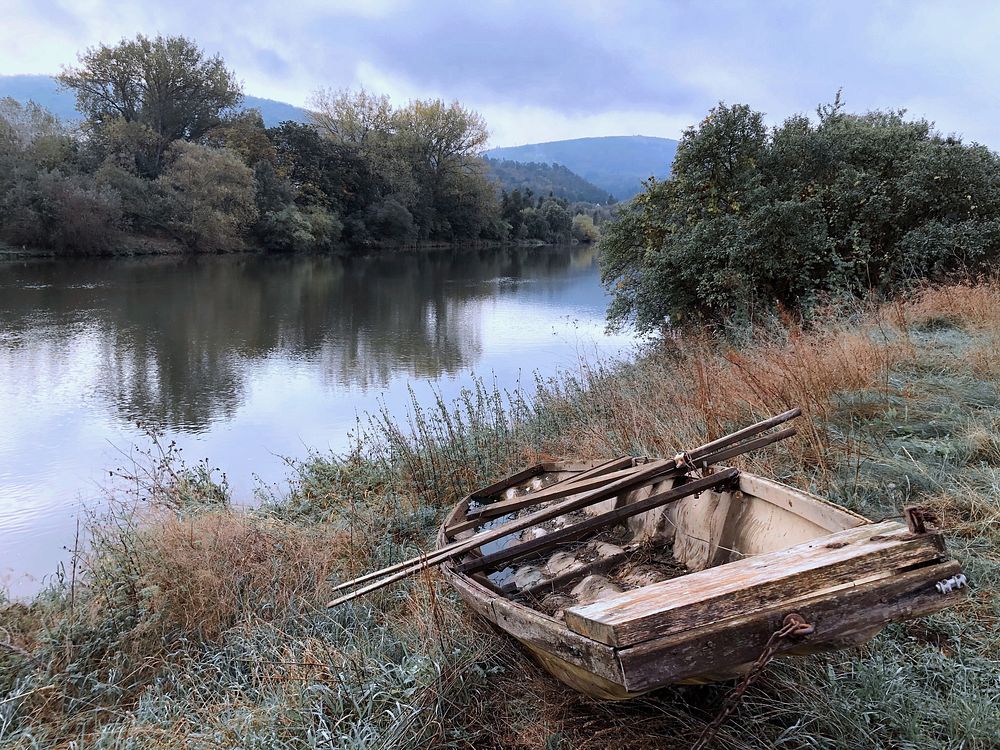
[689,613,814,750]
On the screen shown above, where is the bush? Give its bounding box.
[365,197,417,243]
[0,170,123,254]
[602,96,1000,330]
[159,141,258,251]
[257,204,342,252]
[571,213,599,242]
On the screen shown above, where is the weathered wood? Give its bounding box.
[618,560,965,691]
[565,520,946,646]
[686,407,800,463]
[327,459,676,606]
[461,460,642,523]
[737,473,867,531]
[539,461,600,473]
[332,411,803,606]
[460,469,740,575]
[449,426,796,539]
[438,562,497,621]
[468,463,548,501]
[490,597,625,687]
[689,426,798,467]
[445,458,637,536]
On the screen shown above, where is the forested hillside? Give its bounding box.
[484,158,614,203]
[487,135,678,199]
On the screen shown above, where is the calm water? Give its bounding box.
[0,245,634,597]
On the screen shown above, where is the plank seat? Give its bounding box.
[564,520,946,647]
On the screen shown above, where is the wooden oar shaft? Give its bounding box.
[332,457,628,592]
[456,408,801,532]
[329,458,673,597]
[459,468,741,574]
[326,409,801,604]
[462,462,649,523]
[688,407,800,461]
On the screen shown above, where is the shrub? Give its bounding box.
[257,204,342,252]
[0,170,123,254]
[159,141,258,251]
[602,96,1000,330]
[571,213,599,242]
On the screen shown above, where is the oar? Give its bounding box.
[327,411,800,606]
[452,408,801,535]
[446,462,653,535]
[457,426,800,577]
[329,458,673,595]
[458,467,742,574]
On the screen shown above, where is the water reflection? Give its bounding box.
[0,245,631,596]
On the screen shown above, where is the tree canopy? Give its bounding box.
[601,96,1000,331]
[2,34,609,255]
[58,34,242,174]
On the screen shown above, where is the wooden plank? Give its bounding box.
[539,461,601,473]
[468,463,547,501]
[490,597,625,686]
[460,469,740,575]
[738,474,867,532]
[618,560,966,691]
[463,461,648,523]
[564,520,946,647]
[438,563,497,621]
[328,459,676,606]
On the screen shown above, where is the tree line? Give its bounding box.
[601,93,1000,330]
[0,35,603,256]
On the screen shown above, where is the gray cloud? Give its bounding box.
[1,0,998,147]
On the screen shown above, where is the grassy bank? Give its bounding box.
[1,284,998,749]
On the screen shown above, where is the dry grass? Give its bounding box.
[902,280,1000,330]
[539,308,911,482]
[93,510,346,642]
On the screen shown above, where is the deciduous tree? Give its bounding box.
[59,35,242,174]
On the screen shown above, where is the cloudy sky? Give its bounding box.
[0,1,995,148]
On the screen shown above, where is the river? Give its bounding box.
[0,245,634,597]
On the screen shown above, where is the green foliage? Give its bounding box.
[59,34,242,175]
[484,157,613,203]
[571,213,599,243]
[0,97,74,168]
[602,97,1000,330]
[258,204,342,252]
[159,141,257,251]
[499,190,578,243]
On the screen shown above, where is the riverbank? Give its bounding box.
[0,235,582,261]
[1,283,998,748]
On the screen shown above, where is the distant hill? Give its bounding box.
[0,74,310,128]
[483,157,614,204]
[486,135,678,200]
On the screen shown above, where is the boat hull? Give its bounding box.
[437,461,966,700]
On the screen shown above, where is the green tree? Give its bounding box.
[601,98,1000,331]
[572,213,599,242]
[159,141,257,251]
[59,34,242,174]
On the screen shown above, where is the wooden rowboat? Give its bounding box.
[436,458,968,700]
